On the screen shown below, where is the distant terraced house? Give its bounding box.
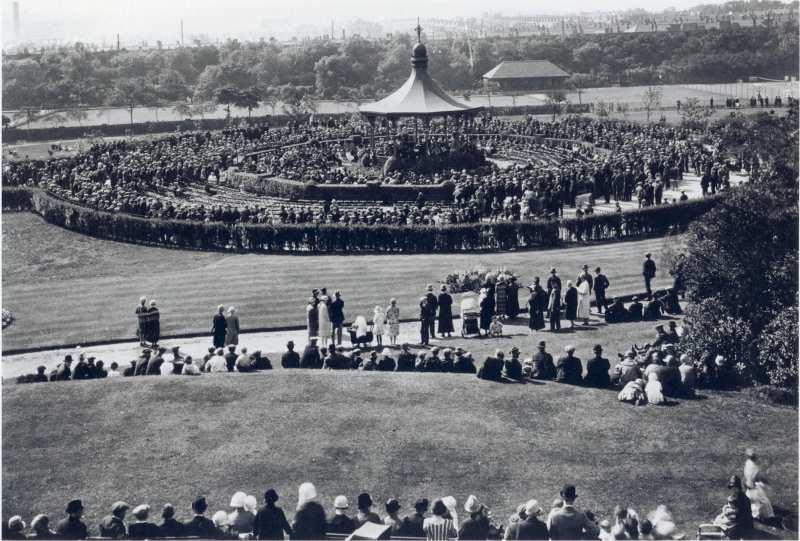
[482,60,571,91]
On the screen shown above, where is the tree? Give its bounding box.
[545,91,567,121]
[214,86,260,118]
[642,85,662,122]
[679,97,713,130]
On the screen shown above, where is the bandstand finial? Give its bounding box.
[415,18,422,42]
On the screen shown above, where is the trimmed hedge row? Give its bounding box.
[4,187,720,253]
[1,186,34,210]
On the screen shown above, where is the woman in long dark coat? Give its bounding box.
[479,288,493,335]
[505,277,520,319]
[564,281,578,328]
[211,305,227,348]
[527,279,546,332]
[437,285,454,337]
[145,300,160,345]
[306,297,319,338]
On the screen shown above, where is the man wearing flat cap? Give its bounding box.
[503,347,523,382]
[593,267,610,314]
[55,499,88,539]
[99,501,129,538]
[530,341,556,380]
[548,485,599,540]
[584,345,611,388]
[555,346,583,385]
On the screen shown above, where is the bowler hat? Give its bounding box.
[593,344,603,352]
[386,498,401,514]
[560,485,577,500]
[192,497,208,513]
[537,341,546,349]
[264,489,279,503]
[414,498,429,512]
[358,493,373,509]
[66,499,84,514]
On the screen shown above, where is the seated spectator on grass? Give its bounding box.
[254,489,292,541]
[51,355,73,381]
[182,356,201,375]
[652,324,674,347]
[134,350,151,376]
[236,348,257,372]
[29,514,55,539]
[96,360,108,378]
[489,316,504,337]
[292,482,326,540]
[424,499,458,541]
[504,499,548,540]
[644,356,681,397]
[73,355,90,380]
[396,343,416,371]
[160,355,175,376]
[300,339,322,369]
[628,297,643,321]
[5,516,26,540]
[613,351,641,386]
[184,497,217,538]
[384,498,410,536]
[440,349,455,372]
[478,350,505,382]
[123,360,137,377]
[55,499,87,540]
[99,501,128,538]
[206,349,228,373]
[128,504,160,540]
[158,504,184,538]
[328,496,356,535]
[171,345,184,364]
[584,345,611,388]
[406,499,429,538]
[425,348,443,372]
[251,350,272,370]
[645,372,666,405]
[355,493,381,528]
[548,485,600,540]
[458,495,491,540]
[643,297,663,321]
[503,347,524,381]
[618,378,647,405]
[351,349,365,369]
[378,351,397,372]
[604,298,628,323]
[362,351,379,371]
[225,345,238,372]
[146,347,166,375]
[678,355,696,397]
[610,505,639,540]
[228,491,255,534]
[556,346,583,385]
[32,366,49,383]
[529,341,556,380]
[454,351,477,374]
[282,341,300,368]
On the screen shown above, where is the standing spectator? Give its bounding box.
[556,346,583,385]
[225,307,240,346]
[292,482,326,540]
[55,500,88,540]
[355,494,381,528]
[386,299,400,346]
[281,341,300,368]
[593,267,610,314]
[318,293,332,350]
[479,288,494,336]
[564,281,578,328]
[548,287,562,332]
[546,268,562,307]
[306,297,319,339]
[643,253,656,295]
[419,296,431,345]
[373,306,386,348]
[527,278,547,334]
[437,286,454,338]
[458,495,490,540]
[136,296,148,346]
[584,345,611,388]
[158,504,184,538]
[212,305,227,348]
[548,485,599,540]
[328,496,356,536]
[495,276,508,319]
[184,497,217,538]
[129,504,160,540]
[254,489,292,540]
[504,500,549,540]
[145,300,160,346]
[423,500,457,541]
[99,501,128,538]
[425,285,439,339]
[330,291,345,346]
[576,279,591,326]
[743,449,775,521]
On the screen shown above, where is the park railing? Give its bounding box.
[2,186,721,254]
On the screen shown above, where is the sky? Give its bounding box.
[0,0,781,46]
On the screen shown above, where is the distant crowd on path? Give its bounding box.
[3,449,779,541]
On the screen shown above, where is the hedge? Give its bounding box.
[4,187,721,253]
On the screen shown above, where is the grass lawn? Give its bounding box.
[3,372,797,537]
[2,212,681,352]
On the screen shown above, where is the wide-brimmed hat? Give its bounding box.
[464,495,482,514]
[537,341,546,349]
[525,499,543,516]
[593,344,603,352]
[111,501,129,514]
[564,345,576,353]
[334,495,349,509]
[560,485,577,500]
[132,504,150,519]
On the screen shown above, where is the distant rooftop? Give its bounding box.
[482,60,570,80]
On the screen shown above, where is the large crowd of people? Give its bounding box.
[3,115,737,228]
[2,451,779,541]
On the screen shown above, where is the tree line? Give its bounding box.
[2,22,798,112]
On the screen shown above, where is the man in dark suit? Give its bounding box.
[404,499,428,538]
[424,285,439,339]
[145,347,165,376]
[584,345,611,388]
[549,485,599,540]
[330,291,345,346]
[99,501,128,539]
[504,500,549,540]
[122,360,137,377]
[211,305,227,348]
[555,345,583,385]
[531,341,556,380]
[281,341,300,368]
[643,253,657,295]
[128,505,160,540]
[478,350,504,382]
[503,347,523,382]
[183,497,217,538]
[55,499,88,540]
[593,267,610,314]
[378,351,396,372]
[134,350,151,376]
[453,351,477,374]
[546,268,562,299]
[158,504,184,538]
[224,345,238,372]
[628,296,643,321]
[300,339,322,369]
[52,356,73,381]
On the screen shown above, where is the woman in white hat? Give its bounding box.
[228,491,255,534]
[328,495,356,535]
[743,448,775,520]
[292,482,326,540]
[318,294,332,349]
[129,504,160,539]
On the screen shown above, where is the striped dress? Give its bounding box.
[423,518,456,541]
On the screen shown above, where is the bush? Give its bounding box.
[756,306,799,389]
[2,186,34,210]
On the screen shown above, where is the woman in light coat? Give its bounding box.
[386,299,400,346]
[373,305,386,347]
[224,307,240,346]
[576,280,591,325]
[318,296,332,349]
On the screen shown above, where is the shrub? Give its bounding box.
[756,306,799,389]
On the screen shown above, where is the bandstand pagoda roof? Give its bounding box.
[359,24,482,119]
